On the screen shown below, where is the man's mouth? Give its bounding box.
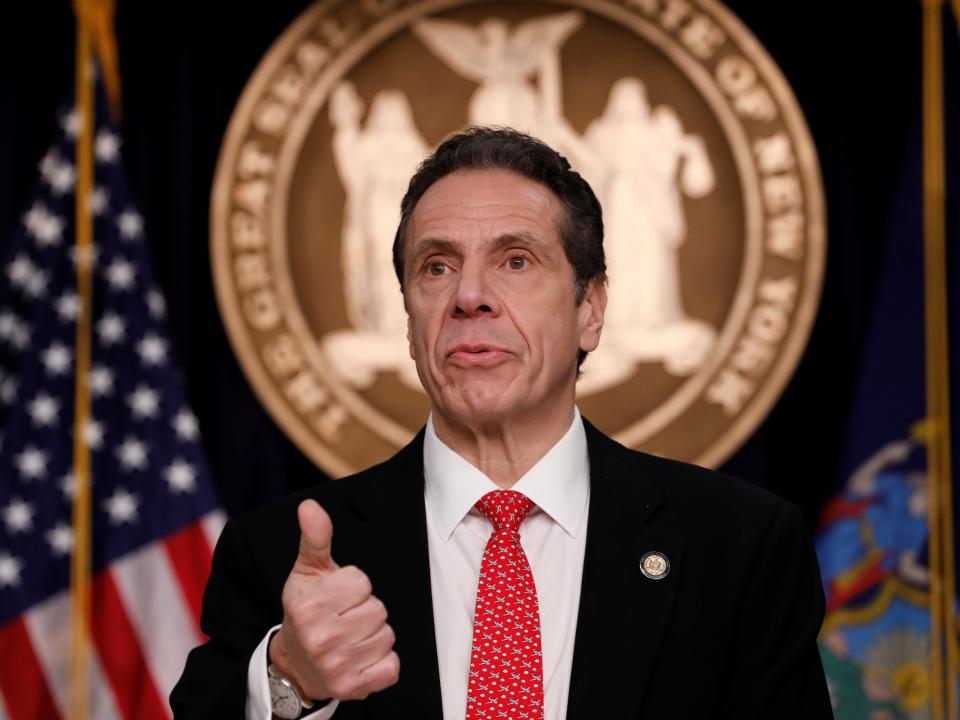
[447,344,510,367]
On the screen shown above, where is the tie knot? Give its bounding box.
[475,490,534,533]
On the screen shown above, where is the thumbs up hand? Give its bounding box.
[268,500,400,702]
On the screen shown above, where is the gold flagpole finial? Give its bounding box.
[71,0,121,123]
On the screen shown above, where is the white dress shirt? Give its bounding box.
[424,409,590,720]
[246,410,590,720]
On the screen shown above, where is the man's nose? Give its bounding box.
[453,262,498,318]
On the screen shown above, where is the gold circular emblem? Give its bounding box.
[211,0,826,477]
[640,551,670,580]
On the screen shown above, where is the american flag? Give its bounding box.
[0,94,225,719]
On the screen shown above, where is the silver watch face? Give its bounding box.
[269,675,304,719]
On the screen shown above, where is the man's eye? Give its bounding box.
[428,262,448,276]
[507,256,527,270]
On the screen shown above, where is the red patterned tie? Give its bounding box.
[466,490,544,720]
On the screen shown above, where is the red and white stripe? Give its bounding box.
[0,511,225,720]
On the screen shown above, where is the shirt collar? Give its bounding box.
[423,408,590,542]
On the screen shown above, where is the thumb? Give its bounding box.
[295,499,337,573]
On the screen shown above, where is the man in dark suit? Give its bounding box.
[171,128,832,719]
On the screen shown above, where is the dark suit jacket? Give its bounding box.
[171,420,832,718]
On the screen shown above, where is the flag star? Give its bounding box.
[23,268,47,300]
[0,377,17,404]
[83,419,104,449]
[27,393,60,427]
[2,498,34,533]
[23,202,46,228]
[61,472,78,499]
[23,203,65,247]
[173,409,200,441]
[48,161,77,195]
[89,186,110,216]
[46,524,75,556]
[7,255,45,298]
[0,311,18,340]
[39,149,61,181]
[146,289,166,318]
[164,459,197,493]
[0,553,23,588]
[61,107,82,138]
[23,203,46,233]
[105,258,135,290]
[97,312,125,345]
[35,214,65,246]
[88,365,115,397]
[104,489,139,525]
[25,207,65,247]
[55,292,82,321]
[137,334,167,366]
[16,446,48,480]
[7,254,36,286]
[128,385,160,419]
[23,268,48,298]
[94,129,121,163]
[10,323,30,350]
[116,210,144,239]
[116,437,149,471]
[42,342,72,375]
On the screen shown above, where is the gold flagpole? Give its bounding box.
[67,1,120,714]
[68,0,95,717]
[922,1,957,718]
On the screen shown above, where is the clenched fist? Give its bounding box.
[268,500,400,701]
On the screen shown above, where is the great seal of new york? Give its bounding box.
[210,0,826,477]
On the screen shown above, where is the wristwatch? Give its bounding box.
[267,664,314,719]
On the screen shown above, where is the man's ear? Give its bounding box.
[577,279,607,354]
[407,315,415,360]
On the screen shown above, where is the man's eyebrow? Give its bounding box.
[489,232,547,252]
[406,238,460,265]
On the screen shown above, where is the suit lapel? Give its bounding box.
[566,423,685,719]
[350,434,444,720]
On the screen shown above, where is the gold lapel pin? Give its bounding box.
[639,551,670,580]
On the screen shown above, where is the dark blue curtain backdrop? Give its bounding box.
[0,2,927,523]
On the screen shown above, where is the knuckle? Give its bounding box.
[337,565,360,580]
[332,677,363,700]
[341,565,372,593]
[284,603,305,628]
[316,571,349,600]
[385,652,401,683]
[317,651,346,678]
[305,627,336,657]
[382,623,396,647]
[327,678,348,698]
[371,597,388,623]
[342,566,372,595]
